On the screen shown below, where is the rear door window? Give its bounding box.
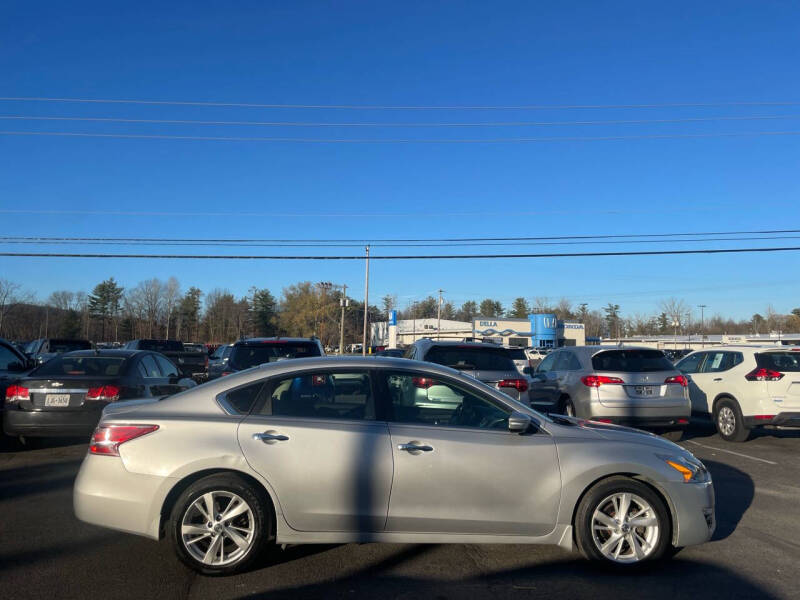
[700,352,743,373]
[536,352,558,373]
[424,346,515,371]
[138,355,162,378]
[154,355,179,377]
[592,350,675,373]
[258,370,375,420]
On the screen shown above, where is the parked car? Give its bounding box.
[529,346,690,441]
[507,346,533,376]
[664,349,692,363]
[373,348,404,358]
[124,339,208,380]
[183,343,206,354]
[207,344,233,380]
[3,349,196,440]
[222,337,325,376]
[675,345,800,442]
[74,356,715,575]
[404,339,529,403]
[0,338,36,434]
[24,338,92,365]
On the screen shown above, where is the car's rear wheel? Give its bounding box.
[714,398,750,442]
[169,474,270,575]
[575,476,671,567]
[561,397,576,417]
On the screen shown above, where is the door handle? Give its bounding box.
[253,432,289,443]
[713,378,722,382]
[398,443,433,452]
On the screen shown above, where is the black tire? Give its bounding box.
[714,397,751,443]
[659,429,684,442]
[169,473,271,576]
[575,476,672,567]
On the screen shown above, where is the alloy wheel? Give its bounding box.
[590,492,660,563]
[718,406,736,437]
[181,491,256,566]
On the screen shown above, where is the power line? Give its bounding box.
[4,130,800,143]
[1,234,800,248]
[1,229,798,243]
[3,96,800,110]
[3,114,800,127]
[1,246,799,260]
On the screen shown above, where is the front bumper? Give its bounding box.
[74,453,176,540]
[744,412,800,428]
[661,478,715,547]
[2,407,102,437]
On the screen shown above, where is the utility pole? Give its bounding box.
[361,245,370,356]
[339,284,348,355]
[437,289,444,341]
[698,304,707,348]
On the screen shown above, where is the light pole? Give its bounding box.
[361,245,370,356]
[698,304,707,348]
[339,284,348,355]
[436,289,444,341]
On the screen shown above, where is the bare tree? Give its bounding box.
[659,298,689,330]
[162,277,181,339]
[0,279,25,336]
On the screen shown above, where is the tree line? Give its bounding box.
[0,277,797,345]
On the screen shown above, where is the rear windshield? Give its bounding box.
[49,339,92,353]
[229,342,321,370]
[757,352,800,372]
[183,343,205,353]
[137,340,184,352]
[33,356,127,377]
[591,350,674,373]
[507,348,528,360]
[425,346,515,371]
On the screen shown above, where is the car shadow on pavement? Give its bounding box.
[0,459,84,500]
[232,551,780,600]
[701,459,754,541]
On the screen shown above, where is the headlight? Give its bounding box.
[658,454,710,483]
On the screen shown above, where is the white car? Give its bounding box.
[675,345,800,442]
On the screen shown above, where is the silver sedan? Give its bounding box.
[74,356,715,575]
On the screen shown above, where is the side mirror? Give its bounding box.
[522,366,531,375]
[508,411,532,433]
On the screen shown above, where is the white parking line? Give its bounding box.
[685,440,778,465]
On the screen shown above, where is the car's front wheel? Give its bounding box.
[169,473,271,575]
[575,476,671,567]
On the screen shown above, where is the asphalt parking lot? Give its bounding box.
[1,422,798,600]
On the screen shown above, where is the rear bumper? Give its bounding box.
[589,416,690,429]
[74,453,175,540]
[744,412,800,428]
[2,407,102,437]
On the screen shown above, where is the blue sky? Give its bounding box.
[1,0,799,321]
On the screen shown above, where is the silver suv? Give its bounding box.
[405,339,529,403]
[529,346,690,440]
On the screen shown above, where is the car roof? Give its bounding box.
[235,337,319,345]
[58,349,142,358]
[413,339,508,349]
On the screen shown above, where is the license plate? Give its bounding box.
[44,394,71,407]
[634,386,656,396]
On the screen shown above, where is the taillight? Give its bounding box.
[665,375,689,387]
[221,371,232,377]
[86,385,121,401]
[581,375,624,387]
[499,378,529,392]
[204,356,209,368]
[5,384,29,402]
[745,368,784,382]
[89,424,159,456]
[412,377,436,389]
[753,415,775,421]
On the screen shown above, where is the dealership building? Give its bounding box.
[370,312,585,348]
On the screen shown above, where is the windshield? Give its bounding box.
[32,356,127,377]
[757,351,800,372]
[229,342,321,370]
[591,349,675,373]
[48,339,92,353]
[425,346,515,371]
[137,340,184,352]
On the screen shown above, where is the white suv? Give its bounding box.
[676,345,800,442]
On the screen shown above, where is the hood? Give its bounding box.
[546,415,684,453]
